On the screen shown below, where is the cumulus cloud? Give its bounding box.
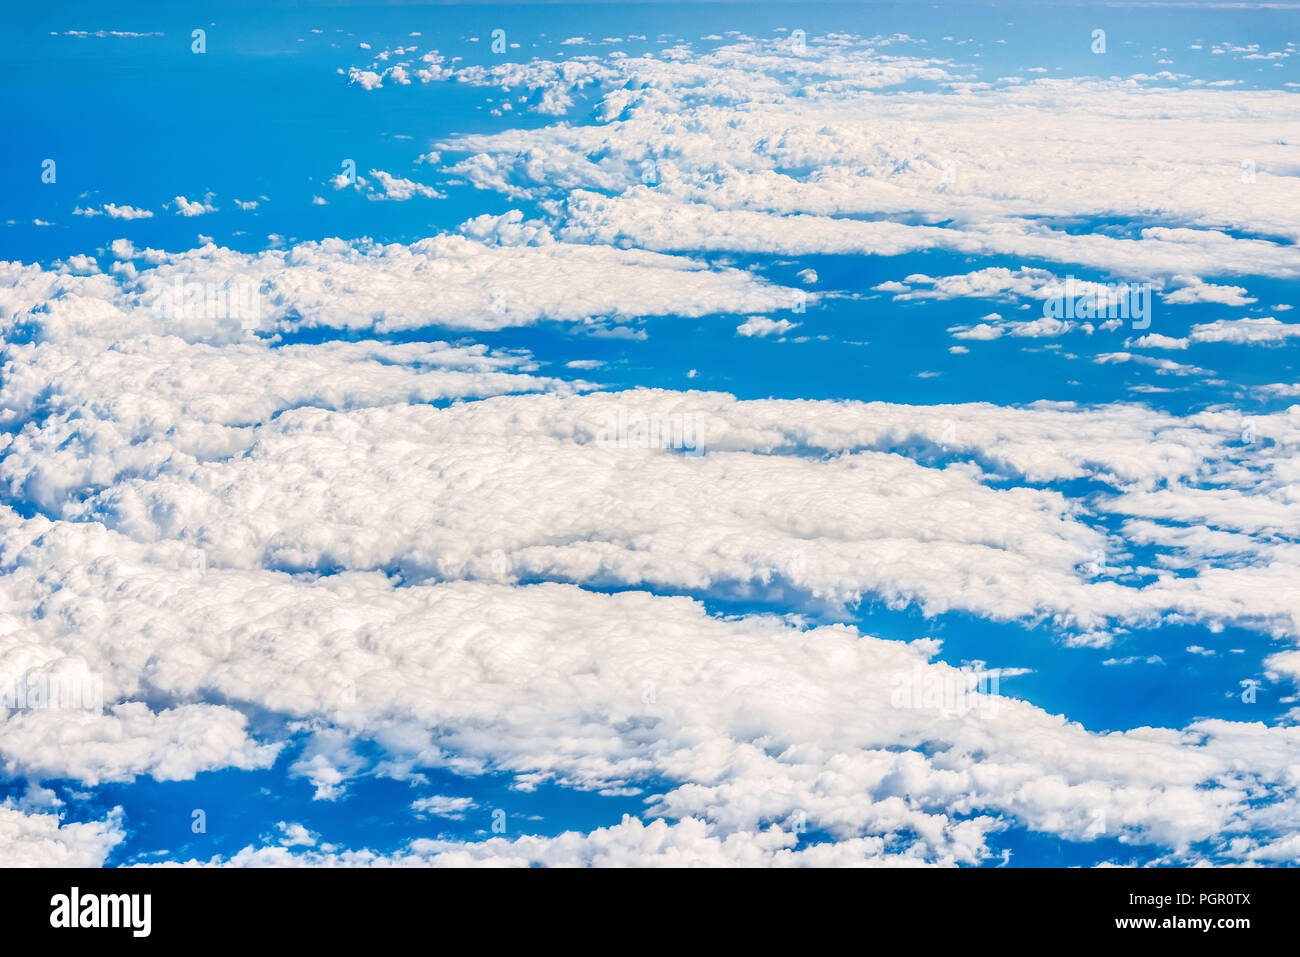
[414,37,1300,283]
[61,254,99,275]
[6,249,1300,861]
[1188,316,1300,344]
[173,817,957,867]
[410,796,476,820]
[4,512,1299,864]
[0,703,279,786]
[736,316,798,337]
[9,30,1300,869]
[367,169,443,201]
[5,379,1294,649]
[75,203,154,220]
[0,238,797,342]
[0,804,125,867]
[348,68,384,90]
[172,194,217,217]
[1163,277,1256,306]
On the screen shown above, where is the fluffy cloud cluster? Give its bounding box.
[5,31,1298,867]
[0,804,125,867]
[415,36,1300,290]
[11,388,1291,647]
[1138,316,1300,348]
[0,235,794,344]
[5,510,1300,866]
[4,247,1300,866]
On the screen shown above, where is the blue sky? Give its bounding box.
[1,1,1299,867]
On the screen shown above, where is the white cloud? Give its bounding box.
[0,804,125,867]
[5,290,1300,864]
[12,30,1300,868]
[1093,352,1207,375]
[417,38,1300,282]
[1129,333,1188,350]
[348,68,384,90]
[1163,277,1256,306]
[0,703,278,786]
[0,238,796,341]
[367,169,443,201]
[9,384,1292,652]
[172,194,217,217]
[75,203,153,220]
[62,254,99,275]
[174,817,955,867]
[7,514,1299,864]
[410,796,476,820]
[559,191,1300,281]
[951,323,1002,341]
[104,203,154,220]
[1190,316,1300,345]
[736,316,798,337]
